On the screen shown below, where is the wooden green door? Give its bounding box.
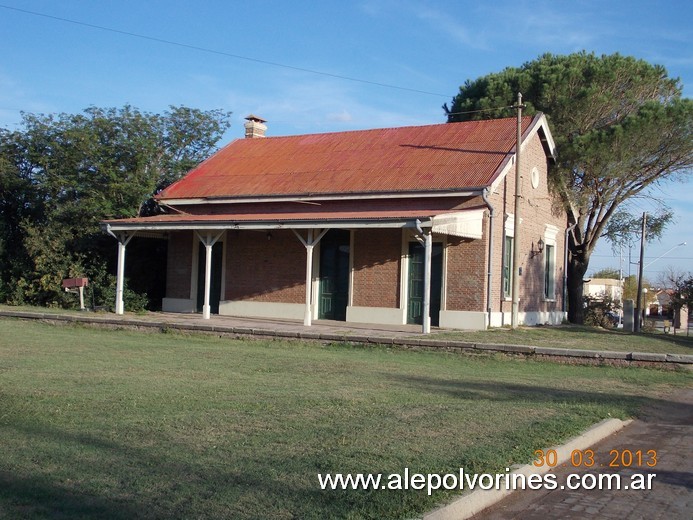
[318,230,350,321]
[196,242,223,314]
[407,242,442,326]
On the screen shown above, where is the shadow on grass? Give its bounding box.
[0,418,420,520]
[575,323,693,348]
[639,331,693,350]
[383,374,693,425]
[487,324,693,351]
[0,421,291,520]
[0,471,142,520]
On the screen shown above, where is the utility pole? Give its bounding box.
[634,212,647,333]
[511,92,524,329]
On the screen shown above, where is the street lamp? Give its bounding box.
[643,242,686,269]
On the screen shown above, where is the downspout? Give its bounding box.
[481,188,495,329]
[563,223,577,314]
[415,219,425,237]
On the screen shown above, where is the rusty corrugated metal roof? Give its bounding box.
[158,116,534,200]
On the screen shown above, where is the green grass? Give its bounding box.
[0,318,690,519]
[437,324,693,355]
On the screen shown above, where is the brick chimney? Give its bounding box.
[244,114,267,138]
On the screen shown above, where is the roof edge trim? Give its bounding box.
[486,112,557,190]
[101,218,431,233]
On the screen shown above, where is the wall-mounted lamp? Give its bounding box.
[266,231,272,241]
[531,238,545,258]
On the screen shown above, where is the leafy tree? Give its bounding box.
[603,208,674,254]
[674,277,693,309]
[622,274,651,302]
[446,52,693,323]
[659,267,693,313]
[590,268,620,279]
[0,105,231,307]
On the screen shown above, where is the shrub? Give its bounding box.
[583,292,621,328]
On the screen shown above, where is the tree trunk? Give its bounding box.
[567,255,589,324]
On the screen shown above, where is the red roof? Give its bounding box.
[158,116,539,200]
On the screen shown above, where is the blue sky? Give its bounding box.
[1,0,691,281]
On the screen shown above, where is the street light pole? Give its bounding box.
[634,212,647,333]
[511,92,524,329]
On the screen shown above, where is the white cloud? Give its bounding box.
[327,109,353,123]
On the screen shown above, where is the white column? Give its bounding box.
[107,228,135,316]
[195,230,224,320]
[203,235,213,320]
[423,231,432,334]
[304,229,314,326]
[115,239,126,315]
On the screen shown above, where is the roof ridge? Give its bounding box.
[252,114,531,140]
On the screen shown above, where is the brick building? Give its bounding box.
[102,114,566,331]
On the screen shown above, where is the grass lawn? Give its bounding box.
[438,324,693,355]
[0,318,690,519]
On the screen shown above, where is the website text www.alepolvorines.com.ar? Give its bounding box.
[318,467,656,496]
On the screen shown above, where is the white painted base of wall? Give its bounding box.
[492,311,567,327]
[219,300,305,321]
[439,310,488,331]
[162,298,196,313]
[346,306,405,326]
[522,311,566,326]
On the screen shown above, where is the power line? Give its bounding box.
[592,254,693,260]
[0,4,451,99]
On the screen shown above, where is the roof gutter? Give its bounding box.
[101,218,428,234]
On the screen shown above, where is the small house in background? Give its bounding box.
[653,289,674,317]
[583,278,623,303]
[102,114,566,331]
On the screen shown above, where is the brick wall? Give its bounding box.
[488,132,566,315]
[226,229,306,303]
[352,229,401,308]
[165,231,193,299]
[444,234,488,312]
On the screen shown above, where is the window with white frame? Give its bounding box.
[503,215,515,299]
[543,225,559,300]
[544,243,555,299]
[503,236,513,299]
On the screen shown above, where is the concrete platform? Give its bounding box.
[0,308,691,367]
